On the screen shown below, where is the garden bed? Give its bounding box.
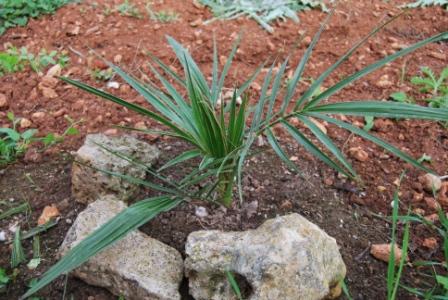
[0,0,447,299]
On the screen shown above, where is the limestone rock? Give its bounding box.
[72,133,160,204]
[60,197,183,300]
[418,173,442,192]
[185,213,346,300]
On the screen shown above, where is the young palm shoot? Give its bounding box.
[22,16,448,299]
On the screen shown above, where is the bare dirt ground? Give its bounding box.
[0,0,447,299]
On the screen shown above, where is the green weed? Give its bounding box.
[0,46,69,76]
[391,66,448,126]
[0,0,73,35]
[389,91,414,104]
[116,0,143,18]
[0,267,10,293]
[91,68,114,82]
[146,4,179,23]
[0,113,81,166]
[407,0,448,9]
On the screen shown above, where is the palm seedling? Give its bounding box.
[22,15,448,298]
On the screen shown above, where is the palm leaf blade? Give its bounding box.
[309,113,434,174]
[22,197,181,299]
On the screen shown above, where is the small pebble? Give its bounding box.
[0,231,6,242]
[107,81,120,89]
[195,206,208,218]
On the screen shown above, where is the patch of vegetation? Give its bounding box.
[0,267,9,293]
[393,201,448,298]
[115,0,143,18]
[406,0,448,8]
[200,0,326,32]
[0,0,74,35]
[389,91,414,104]
[146,4,179,23]
[91,68,114,82]
[0,46,69,76]
[363,116,375,132]
[22,18,448,298]
[0,112,80,166]
[411,66,448,109]
[391,66,448,126]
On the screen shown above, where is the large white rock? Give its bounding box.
[185,213,346,300]
[72,133,160,204]
[60,197,183,300]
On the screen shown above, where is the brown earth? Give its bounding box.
[0,0,448,299]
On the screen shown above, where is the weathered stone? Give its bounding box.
[72,134,160,204]
[185,213,346,300]
[60,197,183,300]
[418,173,442,192]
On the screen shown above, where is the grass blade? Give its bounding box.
[226,271,243,300]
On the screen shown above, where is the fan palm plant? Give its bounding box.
[22,16,448,298]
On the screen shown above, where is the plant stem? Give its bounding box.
[217,171,235,207]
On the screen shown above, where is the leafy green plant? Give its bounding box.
[392,66,448,126]
[0,267,10,293]
[147,9,179,23]
[0,52,23,75]
[200,0,326,32]
[0,113,80,166]
[406,0,448,8]
[91,68,114,82]
[115,0,142,18]
[0,0,73,35]
[411,66,448,109]
[0,112,38,165]
[22,17,448,298]
[0,46,69,76]
[417,153,432,164]
[146,3,179,23]
[389,91,414,104]
[411,66,448,95]
[363,116,375,131]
